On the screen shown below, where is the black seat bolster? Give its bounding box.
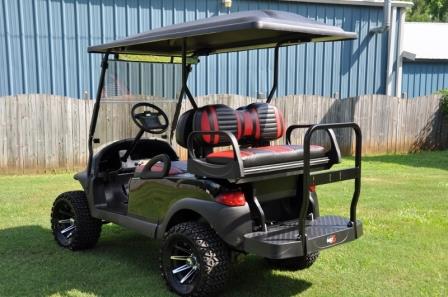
[135,160,187,177]
[176,109,195,148]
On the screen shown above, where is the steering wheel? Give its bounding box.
[131,102,169,134]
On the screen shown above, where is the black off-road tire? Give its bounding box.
[160,222,230,297]
[51,191,102,250]
[266,252,319,271]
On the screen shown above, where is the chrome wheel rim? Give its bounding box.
[53,200,76,246]
[170,242,198,285]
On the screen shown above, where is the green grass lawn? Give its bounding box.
[0,151,447,297]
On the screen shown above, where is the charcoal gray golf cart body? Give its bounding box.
[51,10,363,296]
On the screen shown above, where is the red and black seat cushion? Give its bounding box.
[190,103,284,146]
[192,104,240,146]
[206,145,327,167]
[176,102,327,168]
[237,102,284,143]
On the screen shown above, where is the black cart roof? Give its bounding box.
[88,10,356,60]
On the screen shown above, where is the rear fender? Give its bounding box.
[157,198,252,249]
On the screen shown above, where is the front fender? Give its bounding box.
[74,170,88,191]
[157,198,252,250]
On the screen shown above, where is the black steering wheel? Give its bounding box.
[131,102,169,134]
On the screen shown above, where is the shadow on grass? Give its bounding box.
[362,151,448,171]
[1,225,311,297]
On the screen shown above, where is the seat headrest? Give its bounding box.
[239,102,285,143]
[193,104,240,146]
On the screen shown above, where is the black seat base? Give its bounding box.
[187,155,331,183]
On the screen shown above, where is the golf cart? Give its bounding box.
[51,10,363,297]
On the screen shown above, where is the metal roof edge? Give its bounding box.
[404,58,448,63]
[279,0,413,9]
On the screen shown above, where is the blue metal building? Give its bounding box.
[0,0,413,99]
[402,62,448,98]
[401,22,448,98]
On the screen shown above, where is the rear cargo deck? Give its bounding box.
[243,216,362,259]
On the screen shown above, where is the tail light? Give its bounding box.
[215,191,246,206]
[309,183,316,192]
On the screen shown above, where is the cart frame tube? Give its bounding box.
[170,38,197,142]
[87,53,110,178]
[299,123,362,254]
[266,44,280,103]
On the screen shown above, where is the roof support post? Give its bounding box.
[181,38,197,108]
[170,39,197,143]
[87,53,109,177]
[267,44,280,103]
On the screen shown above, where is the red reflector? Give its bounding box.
[216,192,246,207]
[309,183,316,192]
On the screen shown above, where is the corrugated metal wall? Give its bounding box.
[0,0,398,99]
[402,61,448,98]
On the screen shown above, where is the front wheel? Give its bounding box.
[51,191,102,250]
[160,222,230,297]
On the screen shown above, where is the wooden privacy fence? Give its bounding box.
[0,94,446,174]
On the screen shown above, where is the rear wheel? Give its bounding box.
[266,252,319,271]
[267,194,320,271]
[51,191,102,250]
[160,222,230,297]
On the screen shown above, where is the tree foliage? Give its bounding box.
[440,89,448,116]
[407,0,448,22]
